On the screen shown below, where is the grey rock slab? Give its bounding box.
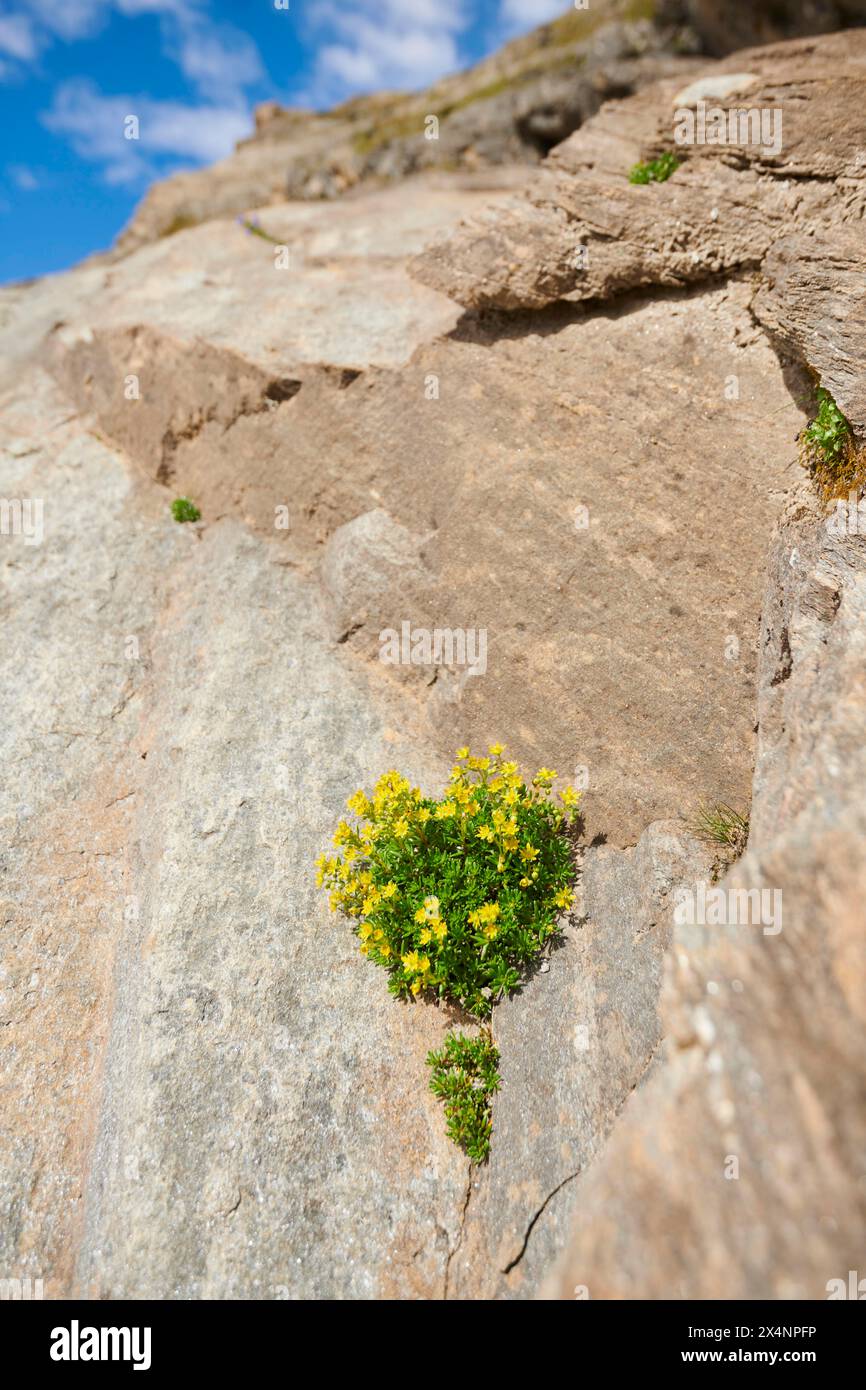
[321,507,432,640]
[0,362,468,1299]
[61,181,527,373]
[447,823,716,1298]
[72,521,467,1300]
[753,228,866,440]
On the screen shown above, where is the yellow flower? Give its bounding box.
[483,924,499,940]
[359,923,373,941]
[469,901,500,927]
[414,907,428,924]
[477,824,494,841]
[456,746,469,759]
[503,835,518,852]
[381,882,398,900]
[380,943,391,958]
[432,920,448,942]
[393,817,410,839]
[488,742,504,756]
[554,888,574,910]
[520,844,540,862]
[315,853,336,887]
[411,979,422,996]
[560,786,581,811]
[332,819,353,847]
[435,801,457,820]
[346,789,371,817]
[419,928,432,945]
[504,788,519,806]
[416,806,432,824]
[519,876,531,888]
[402,950,421,973]
[533,767,557,786]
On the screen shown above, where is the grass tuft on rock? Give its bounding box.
[629,151,681,184]
[170,497,201,523]
[688,802,749,858]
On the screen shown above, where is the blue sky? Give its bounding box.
[0,0,566,283]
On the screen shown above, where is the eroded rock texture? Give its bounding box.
[550,486,866,1299]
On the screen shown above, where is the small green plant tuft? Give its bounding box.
[688,803,749,857]
[426,1029,500,1163]
[802,387,851,466]
[798,385,866,501]
[629,151,681,184]
[170,497,201,523]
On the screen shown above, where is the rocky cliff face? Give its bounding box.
[113,0,707,254]
[1,18,864,1300]
[110,0,866,258]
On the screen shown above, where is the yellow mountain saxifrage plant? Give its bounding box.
[316,744,581,1160]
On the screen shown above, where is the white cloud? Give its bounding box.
[19,0,202,39]
[42,78,251,185]
[499,0,569,35]
[116,0,202,14]
[2,2,254,104]
[168,22,264,101]
[8,163,39,189]
[16,1,109,41]
[23,1,262,182]
[0,13,39,61]
[302,0,473,104]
